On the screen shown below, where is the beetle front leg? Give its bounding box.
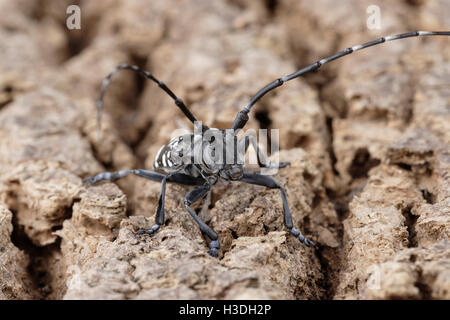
[184,185,221,257]
[241,172,315,247]
[136,175,169,236]
[241,135,290,169]
[83,169,165,184]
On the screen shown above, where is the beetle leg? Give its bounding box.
[184,185,220,257]
[241,135,290,169]
[136,174,170,235]
[241,172,315,247]
[83,169,165,184]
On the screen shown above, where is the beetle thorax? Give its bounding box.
[153,128,244,181]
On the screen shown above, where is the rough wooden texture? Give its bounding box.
[0,0,448,299]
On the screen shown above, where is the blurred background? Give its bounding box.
[0,0,449,300]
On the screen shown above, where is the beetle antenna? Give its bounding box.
[96,63,199,140]
[232,31,450,131]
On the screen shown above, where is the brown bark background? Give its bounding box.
[0,0,448,299]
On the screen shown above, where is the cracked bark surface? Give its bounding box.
[0,0,449,299]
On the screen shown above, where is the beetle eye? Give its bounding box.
[178,151,183,157]
[209,136,215,143]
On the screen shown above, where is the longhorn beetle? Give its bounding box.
[84,31,450,257]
